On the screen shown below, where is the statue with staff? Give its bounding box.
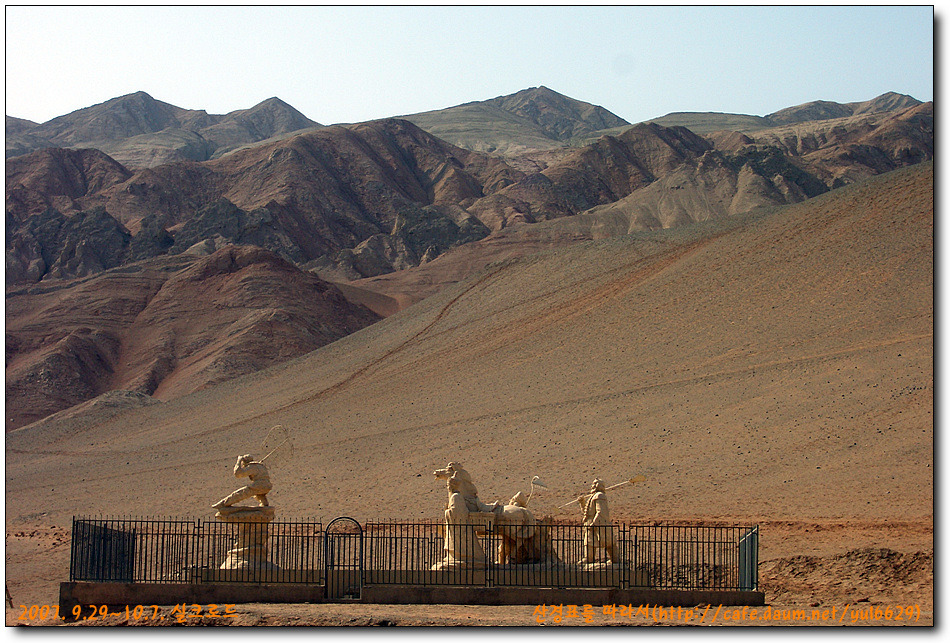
[558,475,646,564]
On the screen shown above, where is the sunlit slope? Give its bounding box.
[6,163,932,526]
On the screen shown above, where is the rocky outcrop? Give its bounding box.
[4,246,381,429]
[742,102,934,186]
[5,147,132,222]
[465,122,822,231]
[5,207,133,284]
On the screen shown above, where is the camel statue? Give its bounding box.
[432,463,557,568]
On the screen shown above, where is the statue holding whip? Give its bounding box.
[212,454,272,509]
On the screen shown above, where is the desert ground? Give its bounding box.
[5,163,933,626]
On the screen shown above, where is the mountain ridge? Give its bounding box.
[5,91,323,168]
[5,89,934,430]
[638,92,922,136]
[400,86,630,156]
[5,245,381,430]
[6,100,932,287]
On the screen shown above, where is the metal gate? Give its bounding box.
[324,517,363,600]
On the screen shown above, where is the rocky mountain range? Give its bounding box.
[6,93,932,286]
[639,91,923,136]
[6,118,523,285]
[5,91,321,168]
[4,86,934,429]
[401,85,631,156]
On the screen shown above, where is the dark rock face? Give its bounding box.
[5,245,382,429]
[168,199,308,264]
[723,146,829,199]
[5,207,132,283]
[5,148,132,222]
[46,208,132,279]
[128,214,175,262]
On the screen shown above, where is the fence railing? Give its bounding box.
[69,516,758,591]
[70,517,323,585]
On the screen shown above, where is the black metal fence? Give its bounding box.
[70,517,323,585]
[69,516,758,591]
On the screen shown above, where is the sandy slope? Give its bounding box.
[5,163,933,621]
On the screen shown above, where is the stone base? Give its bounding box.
[430,558,486,571]
[62,581,766,615]
[213,505,278,571]
[578,561,626,570]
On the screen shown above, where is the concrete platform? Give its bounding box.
[60,580,764,619]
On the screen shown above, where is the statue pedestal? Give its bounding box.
[214,506,279,571]
[431,520,487,570]
[578,561,625,570]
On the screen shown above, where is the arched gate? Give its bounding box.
[324,517,363,600]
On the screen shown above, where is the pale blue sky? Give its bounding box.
[4,4,935,126]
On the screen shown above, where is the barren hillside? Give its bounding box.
[5,246,381,429]
[5,162,932,609]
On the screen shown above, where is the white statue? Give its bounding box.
[432,464,558,568]
[213,454,272,509]
[433,462,498,514]
[495,491,537,564]
[210,454,277,572]
[433,477,487,569]
[577,478,616,564]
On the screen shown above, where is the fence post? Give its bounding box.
[738,526,758,591]
[620,523,627,589]
[486,521,494,588]
[68,517,78,582]
[194,519,203,584]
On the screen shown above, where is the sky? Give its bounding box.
[3,4,936,126]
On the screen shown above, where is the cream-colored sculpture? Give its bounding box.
[212,454,277,571]
[432,463,558,568]
[432,477,487,570]
[577,478,616,564]
[433,462,498,514]
[212,454,272,508]
[496,491,538,564]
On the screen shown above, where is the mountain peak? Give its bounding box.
[854,92,921,115]
[521,85,561,97]
[253,96,292,109]
[122,90,157,100]
[485,86,630,141]
[211,96,321,142]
